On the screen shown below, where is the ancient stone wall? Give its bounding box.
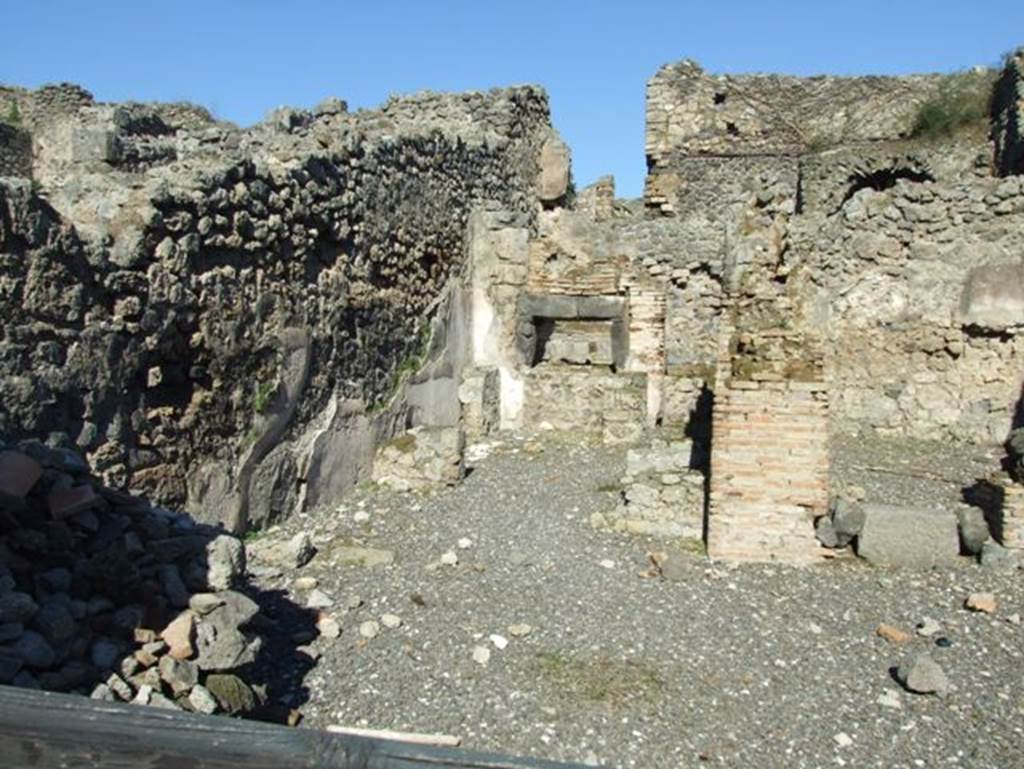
[0,83,552,532]
[0,124,32,178]
[994,50,1024,176]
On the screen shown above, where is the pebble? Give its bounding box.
[457,537,473,550]
[353,511,371,524]
[472,645,491,665]
[598,559,615,569]
[876,623,910,644]
[489,634,508,650]
[317,616,342,639]
[916,617,941,637]
[381,613,402,629]
[440,551,459,566]
[306,590,334,609]
[877,690,902,710]
[897,652,950,695]
[508,623,533,638]
[359,621,380,639]
[293,576,319,591]
[834,732,853,748]
[965,592,996,614]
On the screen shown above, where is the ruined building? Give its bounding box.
[2,51,1023,569]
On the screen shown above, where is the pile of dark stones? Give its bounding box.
[0,438,274,716]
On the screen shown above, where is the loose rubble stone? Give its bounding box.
[957,506,991,555]
[317,616,341,639]
[472,645,491,665]
[306,589,334,609]
[189,683,219,715]
[161,612,196,660]
[293,576,318,591]
[965,592,997,614]
[188,593,226,615]
[916,618,942,637]
[359,620,380,639]
[380,613,402,629]
[205,673,257,715]
[508,623,533,638]
[897,653,950,695]
[875,623,910,644]
[440,551,459,567]
[205,535,245,591]
[856,504,960,568]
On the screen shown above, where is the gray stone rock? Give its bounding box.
[0,649,23,683]
[897,653,950,695]
[257,532,316,570]
[194,593,261,672]
[958,260,1024,331]
[159,564,190,608]
[957,506,990,555]
[31,601,77,647]
[205,673,257,714]
[0,622,22,643]
[980,541,1021,572]
[158,655,198,694]
[189,683,219,714]
[831,498,866,547]
[0,592,38,624]
[856,504,960,569]
[90,637,123,669]
[538,133,571,202]
[205,535,245,591]
[815,516,839,548]
[5,630,56,669]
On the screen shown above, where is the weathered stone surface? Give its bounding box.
[538,133,571,202]
[160,612,196,661]
[957,506,991,555]
[0,451,42,498]
[856,504,960,569]
[205,535,245,591]
[959,261,1024,331]
[205,673,257,715]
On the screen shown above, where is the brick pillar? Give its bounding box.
[707,331,828,564]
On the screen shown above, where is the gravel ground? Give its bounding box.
[245,433,1023,769]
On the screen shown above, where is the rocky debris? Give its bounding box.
[876,690,902,710]
[439,551,459,567]
[359,620,380,639]
[916,617,942,637]
[896,653,950,695]
[306,589,334,609]
[0,441,264,715]
[507,623,533,638]
[317,616,341,639]
[875,623,910,644]
[251,532,316,570]
[380,613,402,629]
[472,645,491,666]
[830,497,866,548]
[855,504,960,568]
[373,427,466,493]
[592,439,704,539]
[965,592,997,614]
[957,505,992,555]
[979,541,1021,572]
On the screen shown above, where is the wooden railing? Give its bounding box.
[0,685,592,769]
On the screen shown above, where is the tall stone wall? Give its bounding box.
[0,83,552,532]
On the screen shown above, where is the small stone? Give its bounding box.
[306,589,334,609]
[876,623,910,644]
[188,593,225,616]
[965,592,997,614]
[980,541,1020,572]
[489,634,508,650]
[508,623,533,638]
[440,551,458,567]
[457,537,473,550]
[132,684,153,706]
[317,616,342,639]
[598,559,615,569]
[833,732,853,748]
[916,617,941,637]
[345,596,363,610]
[158,656,198,695]
[189,684,219,714]
[359,620,379,639]
[896,652,950,695]
[472,645,491,665]
[380,613,402,629]
[935,637,953,648]
[205,673,257,715]
[161,612,196,660]
[293,576,318,591]
[90,683,115,701]
[876,690,902,710]
[106,673,134,701]
[206,535,245,591]
[353,511,371,524]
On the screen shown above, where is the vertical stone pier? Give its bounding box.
[707,330,828,563]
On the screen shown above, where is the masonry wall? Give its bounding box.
[0,84,552,532]
[708,367,829,563]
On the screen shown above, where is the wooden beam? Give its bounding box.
[0,685,591,769]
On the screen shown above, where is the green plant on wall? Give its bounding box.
[5,101,20,125]
[910,69,995,140]
[252,379,277,414]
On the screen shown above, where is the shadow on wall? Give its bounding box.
[0,437,317,722]
[688,384,714,543]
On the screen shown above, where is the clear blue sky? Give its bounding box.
[3,2,1022,197]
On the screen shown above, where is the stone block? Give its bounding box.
[47,485,99,519]
[856,504,960,568]
[959,261,1024,331]
[577,296,625,319]
[518,293,578,320]
[0,451,43,498]
[538,133,571,202]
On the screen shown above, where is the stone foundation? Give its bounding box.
[371,426,465,492]
[593,439,704,538]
